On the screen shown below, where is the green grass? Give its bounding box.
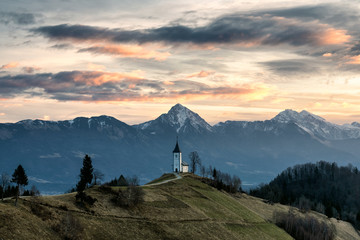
[225,223,293,240]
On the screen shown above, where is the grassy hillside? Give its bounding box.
[238,194,360,240]
[4,173,357,240]
[0,173,294,240]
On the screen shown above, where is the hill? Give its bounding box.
[1,173,359,240]
[250,161,360,228]
[0,174,294,240]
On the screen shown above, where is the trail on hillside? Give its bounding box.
[145,173,181,186]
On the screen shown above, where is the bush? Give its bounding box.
[29,202,52,221]
[53,213,83,240]
[274,210,335,240]
[112,186,144,208]
[75,192,97,205]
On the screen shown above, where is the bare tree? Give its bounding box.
[1,172,10,201]
[200,165,206,177]
[30,185,41,196]
[189,151,201,174]
[93,169,104,185]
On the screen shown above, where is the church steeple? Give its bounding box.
[173,137,182,173]
[173,136,181,153]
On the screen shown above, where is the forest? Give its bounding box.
[250,161,360,228]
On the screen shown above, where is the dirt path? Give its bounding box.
[145,173,182,186]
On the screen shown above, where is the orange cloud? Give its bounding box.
[72,70,144,86]
[323,53,333,57]
[187,70,215,78]
[1,62,20,69]
[317,28,351,45]
[346,55,360,65]
[81,44,171,61]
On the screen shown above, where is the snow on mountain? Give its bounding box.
[272,109,360,140]
[136,103,212,134]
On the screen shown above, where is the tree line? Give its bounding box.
[187,151,242,193]
[250,161,360,229]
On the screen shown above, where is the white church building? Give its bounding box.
[173,138,189,173]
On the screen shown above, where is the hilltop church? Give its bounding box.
[173,138,189,173]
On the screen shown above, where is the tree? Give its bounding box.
[1,172,10,201]
[93,169,104,185]
[30,185,41,196]
[213,168,217,180]
[11,165,28,206]
[200,165,206,177]
[76,155,96,204]
[189,151,201,174]
[76,154,93,192]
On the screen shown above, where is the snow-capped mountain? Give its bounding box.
[135,103,212,135]
[1,104,360,194]
[272,109,360,140]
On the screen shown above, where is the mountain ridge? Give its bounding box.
[1,104,360,194]
[6,105,360,141]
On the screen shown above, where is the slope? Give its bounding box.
[0,174,292,240]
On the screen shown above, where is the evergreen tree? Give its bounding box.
[11,165,28,206]
[76,154,93,193]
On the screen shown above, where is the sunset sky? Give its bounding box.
[1,0,360,125]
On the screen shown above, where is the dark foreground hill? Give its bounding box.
[0,174,358,240]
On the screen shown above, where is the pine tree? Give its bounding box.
[76,154,93,193]
[11,165,28,206]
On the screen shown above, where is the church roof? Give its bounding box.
[173,139,181,153]
[182,161,189,166]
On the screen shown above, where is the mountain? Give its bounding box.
[272,109,360,140]
[1,104,360,194]
[135,103,212,135]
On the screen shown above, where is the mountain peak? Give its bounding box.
[273,109,325,123]
[272,109,360,140]
[136,104,212,134]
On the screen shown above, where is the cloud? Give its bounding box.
[50,43,73,49]
[39,153,61,159]
[33,14,350,47]
[0,12,36,25]
[0,71,271,102]
[1,62,19,69]
[28,176,51,184]
[260,59,321,75]
[78,44,170,61]
[346,55,360,65]
[187,70,215,78]
[22,66,41,74]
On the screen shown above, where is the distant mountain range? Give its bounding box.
[1,103,360,194]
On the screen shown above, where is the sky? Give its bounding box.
[1,0,360,125]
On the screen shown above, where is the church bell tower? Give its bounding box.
[173,137,182,173]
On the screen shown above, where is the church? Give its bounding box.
[173,138,189,173]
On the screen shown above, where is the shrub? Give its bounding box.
[75,192,97,205]
[112,186,144,208]
[274,210,335,240]
[53,213,83,240]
